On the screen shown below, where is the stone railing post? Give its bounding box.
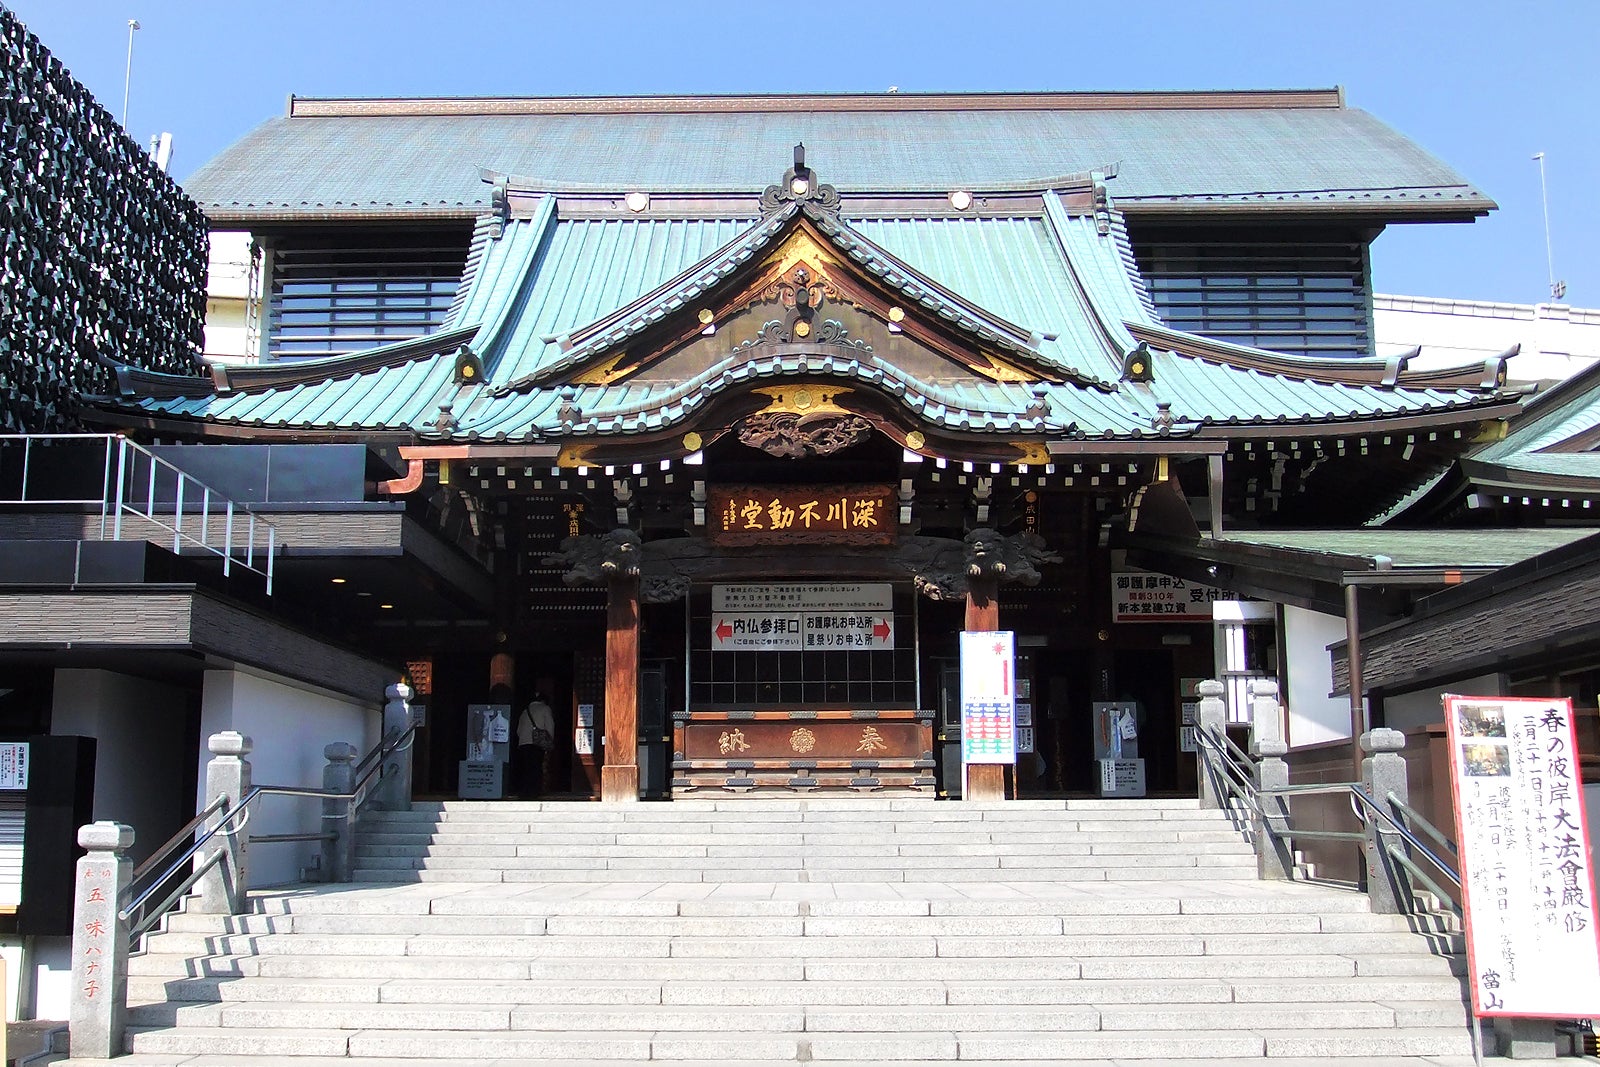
[1195,679,1227,810]
[372,683,414,812]
[321,742,358,883]
[195,731,251,914]
[1360,727,1411,915]
[69,822,133,1059]
[1247,677,1284,751]
[1251,736,1294,880]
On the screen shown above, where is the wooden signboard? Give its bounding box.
[707,484,895,547]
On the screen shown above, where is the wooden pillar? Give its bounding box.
[965,575,1007,802]
[601,573,640,802]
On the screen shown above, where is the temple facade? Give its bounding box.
[89,90,1529,806]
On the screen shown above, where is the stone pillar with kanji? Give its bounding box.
[70,821,133,1059]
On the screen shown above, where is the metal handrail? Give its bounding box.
[118,721,417,945]
[1196,718,1465,916]
[0,433,279,592]
[1350,785,1462,890]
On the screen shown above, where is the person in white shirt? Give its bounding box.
[516,692,555,797]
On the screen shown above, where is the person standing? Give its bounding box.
[516,692,555,798]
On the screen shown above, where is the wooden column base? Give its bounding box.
[600,765,639,803]
[966,764,1006,802]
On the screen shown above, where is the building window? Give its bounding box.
[1132,227,1372,359]
[266,230,469,359]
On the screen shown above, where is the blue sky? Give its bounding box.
[9,0,1597,306]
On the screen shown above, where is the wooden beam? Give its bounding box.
[964,576,1007,803]
[601,573,641,802]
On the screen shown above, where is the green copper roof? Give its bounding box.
[184,92,1492,222]
[1461,360,1600,487]
[112,188,1519,442]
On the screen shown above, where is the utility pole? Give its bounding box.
[122,18,139,131]
[1532,152,1566,301]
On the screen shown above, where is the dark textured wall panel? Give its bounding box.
[0,8,207,432]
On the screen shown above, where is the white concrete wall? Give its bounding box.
[199,668,379,887]
[202,231,254,365]
[49,669,195,869]
[1281,606,1354,747]
[1381,673,1505,732]
[1375,294,1600,384]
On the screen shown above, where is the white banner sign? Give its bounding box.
[0,743,26,790]
[803,612,893,650]
[1111,570,1227,623]
[713,583,892,613]
[960,630,1016,765]
[1444,694,1600,1018]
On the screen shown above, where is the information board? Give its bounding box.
[711,584,895,651]
[0,743,27,790]
[960,630,1016,765]
[1443,694,1600,1018]
[1111,570,1227,623]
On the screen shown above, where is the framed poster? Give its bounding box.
[1443,694,1600,1018]
[959,630,1016,765]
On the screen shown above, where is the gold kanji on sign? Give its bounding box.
[718,729,751,755]
[857,726,888,754]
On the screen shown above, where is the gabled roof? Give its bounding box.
[104,160,1520,450]
[1462,358,1600,490]
[184,90,1493,224]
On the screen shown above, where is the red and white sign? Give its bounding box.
[711,611,894,651]
[960,630,1016,765]
[1111,570,1226,623]
[711,613,803,650]
[1443,694,1600,1018]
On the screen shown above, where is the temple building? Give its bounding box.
[81,89,1535,807]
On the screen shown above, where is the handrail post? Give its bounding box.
[1251,737,1294,880]
[321,743,359,882]
[1248,680,1293,880]
[196,732,252,914]
[69,821,134,1059]
[1360,727,1411,914]
[372,683,415,812]
[1195,679,1227,810]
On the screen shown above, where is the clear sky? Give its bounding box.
[8,0,1597,307]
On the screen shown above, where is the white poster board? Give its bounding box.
[1443,694,1600,1018]
[960,630,1016,765]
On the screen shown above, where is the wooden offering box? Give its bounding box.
[673,709,935,795]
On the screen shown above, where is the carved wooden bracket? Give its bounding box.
[735,411,873,458]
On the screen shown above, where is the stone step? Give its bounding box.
[121,1024,1482,1061]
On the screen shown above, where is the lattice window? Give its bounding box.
[267,232,468,359]
[1132,227,1372,359]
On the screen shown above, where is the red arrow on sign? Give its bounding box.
[873,619,891,642]
[715,620,733,642]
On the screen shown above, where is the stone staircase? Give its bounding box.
[109,798,1480,1063]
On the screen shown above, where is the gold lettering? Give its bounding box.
[858,726,889,754]
[798,500,821,528]
[851,498,881,528]
[768,499,796,530]
[718,729,750,755]
[741,500,765,530]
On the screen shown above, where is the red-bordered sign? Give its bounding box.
[1443,694,1600,1018]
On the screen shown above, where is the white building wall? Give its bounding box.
[1375,294,1600,384]
[202,231,254,365]
[198,668,378,887]
[1281,606,1353,748]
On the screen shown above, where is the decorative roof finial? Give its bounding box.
[761,143,841,214]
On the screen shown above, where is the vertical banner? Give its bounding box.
[960,630,1016,765]
[1443,694,1600,1018]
